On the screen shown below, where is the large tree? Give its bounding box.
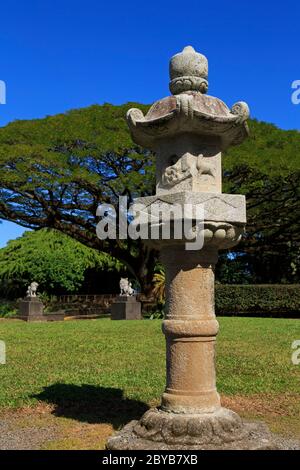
[222,120,300,283]
[0,228,123,298]
[0,104,157,290]
[0,104,299,287]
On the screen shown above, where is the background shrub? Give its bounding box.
[215,284,300,317]
[0,298,18,318]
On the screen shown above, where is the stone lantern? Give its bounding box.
[107,46,294,450]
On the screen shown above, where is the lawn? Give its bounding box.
[0,317,299,449]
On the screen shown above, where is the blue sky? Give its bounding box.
[0,0,299,247]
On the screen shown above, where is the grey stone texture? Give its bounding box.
[111,296,142,320]
[107,45,299,451]
[107,410,300,450]
[18,297,45,322]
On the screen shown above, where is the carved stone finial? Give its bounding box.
[169,45,208,95]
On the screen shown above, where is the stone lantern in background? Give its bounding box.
[107,46,293,450]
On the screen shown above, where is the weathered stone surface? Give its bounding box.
[134,192,246,223]
[107,409,300,450]
[26,282,39,298]
[169,45,208,95]
[127,94,249,151]
[156,137,223,194]
[126,46,249,202]
[160,246,221,414]
[18,297,46,322]
[111,296,142,320]
[119,277,135,296]
[130,192,245,250]
[105,45,291,451]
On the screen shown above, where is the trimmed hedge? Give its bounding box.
[215,284,300,317]
[1,286,299,319]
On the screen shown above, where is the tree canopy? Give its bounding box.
[0,228,123,298]
[0,103,299,286]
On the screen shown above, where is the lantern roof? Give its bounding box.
[127,46,250,150]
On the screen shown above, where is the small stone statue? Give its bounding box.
[26,282,39,297]
[112,278,141,320]
[19,281,44,321]
[128,282,135,296]
[119,278,135,296]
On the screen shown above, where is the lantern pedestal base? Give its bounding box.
[106,407,300,450]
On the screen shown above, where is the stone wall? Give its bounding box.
[52,294,156,317]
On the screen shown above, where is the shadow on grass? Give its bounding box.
[33,383,149,429]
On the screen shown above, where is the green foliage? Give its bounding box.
[0,104,299,285]
[0,228,122,298]
[148,302,165,320]
[215,284,300,316]
[215,254,252,284]
[151,264,165,303]
[153,286,300,318]
[0,298,17,317]
[222,164,300,283]
[221,119,300,284]
[145,262,299,318]
[0,103,156,290]
[223,119,300,177]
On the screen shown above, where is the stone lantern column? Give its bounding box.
[160,246,220,415]
[107,46,292,450]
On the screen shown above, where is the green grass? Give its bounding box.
[0,317,299,409]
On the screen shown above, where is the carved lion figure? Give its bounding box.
[119,278,135,296]
[26,282,39,297]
